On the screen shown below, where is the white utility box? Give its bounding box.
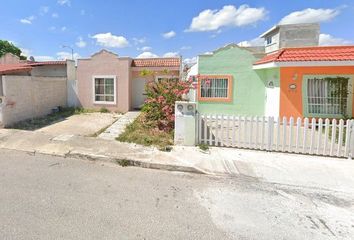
[174,101,197,146]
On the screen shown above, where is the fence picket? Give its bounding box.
[337,119,344,157]
[232,115,236,147]
[316,118,323,155]
[295,117,301,153]
[199,114,203,143]
[323,119,330,155]
[344,119,351,157]
[276,117,280,151]
[303,118,309,153]
[282,117,287,152]
[249,116,254,148]
[330,119,337,156]
[309,118,316,154]
[267,117,274,151]
[243,117,248,148]
[206,115,213,145]
[255,116,259,149]
[220,115,224,147]
[226,115,230,147]
[215,115,219,146]
[261,116,265,150]
[288,117,294,152]
[237,116,241,148]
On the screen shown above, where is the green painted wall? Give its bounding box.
[198,46,266,115]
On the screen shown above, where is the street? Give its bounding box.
[0,149,354,240]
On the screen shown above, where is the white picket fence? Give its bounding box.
[198,115,354,158]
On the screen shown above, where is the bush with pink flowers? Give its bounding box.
[142,77,192,132]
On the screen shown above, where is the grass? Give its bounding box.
[116,114,174,150]
[9,107,97,130]
[198,143,209,151]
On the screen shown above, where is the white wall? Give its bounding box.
[1,75,67,126]
[186,62,198,102]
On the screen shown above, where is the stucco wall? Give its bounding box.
[1,75,67,126]
[197,46,266,115]
[280,66,354,118]
[77,51,131,112]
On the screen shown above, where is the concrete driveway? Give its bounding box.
[37,112,121,136]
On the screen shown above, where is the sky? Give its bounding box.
[1,0,354,64]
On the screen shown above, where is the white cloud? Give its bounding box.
[136,52,159,58]
[162,31,176,39]
[319,33,352,46]
[75,37,87,48]
[57,51,80,60]
[80,9,86,15]
[52,13,59,18]
[58,0,71,7]
[279,8,340,25]
[19,48,32,57]
[61,26,67,31]
[40,6,50,15]
[20,16,35,24]
[183,57,197,65]
[238,37,264,47]
[163,52,179,57]
[133,37,146,45]
[138,46,152,51]
[92,32,129,48]
[186,5,267,32]
[33,55,55,61]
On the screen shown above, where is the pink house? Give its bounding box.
[77,50,181,112]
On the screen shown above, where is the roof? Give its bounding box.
[131,58,180,67]
[0,64,33,74]
[0,61,66,74]
[254,46,354,65]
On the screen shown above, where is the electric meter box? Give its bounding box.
[174,101,197,146]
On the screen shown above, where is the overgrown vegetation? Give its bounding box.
[116,113,174,149]
[0,40,27,60]
[9,107,96,130]
[116,69,192,150]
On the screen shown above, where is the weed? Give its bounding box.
[198,143,209,151]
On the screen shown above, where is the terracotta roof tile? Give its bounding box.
[254,46,354,65]
[132,58,180,67]
[0,61,66,74]
[0,64,33,74]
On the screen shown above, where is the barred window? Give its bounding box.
[307,76,350,116]
[198,75,232,102]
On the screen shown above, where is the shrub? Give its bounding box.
[99,107,110,113]
[142,77,192,132]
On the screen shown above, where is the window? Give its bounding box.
[93,76,116,104]
[306,76,351,116]
[198,75,232,102]
[266,36,272,45]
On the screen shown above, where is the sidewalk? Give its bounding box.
[98,111,140,140]
[1,128,354,193]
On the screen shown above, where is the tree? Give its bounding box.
[0,40,27,60]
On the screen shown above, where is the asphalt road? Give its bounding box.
[0,149,354,240]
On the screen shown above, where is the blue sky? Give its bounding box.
[1,0,354,63]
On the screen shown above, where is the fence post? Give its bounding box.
[267,117,274,151]
[349,120,354,160]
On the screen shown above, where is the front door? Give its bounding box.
[265,86,280,118]
[132,79,147,110]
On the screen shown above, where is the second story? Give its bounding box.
[260,23,320,54]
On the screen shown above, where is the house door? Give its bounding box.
[265,86,280,118]
[132,79,147,110]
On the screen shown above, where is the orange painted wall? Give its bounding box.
[280,66,354,118]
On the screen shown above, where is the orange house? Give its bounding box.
[253,46,354,119]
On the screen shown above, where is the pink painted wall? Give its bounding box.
[77,50,132,112]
